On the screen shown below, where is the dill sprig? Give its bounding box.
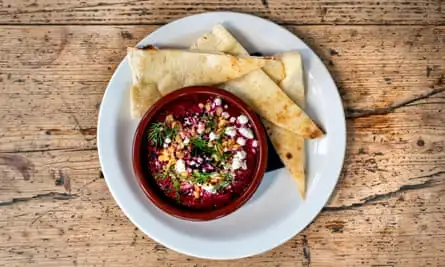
[191,137,215,154]
[172,178,181,201]
[209,116,217,132]
[153,172,168,180]
[148,122,165,146]
[147,122,178,147]
[191,172,213,184]
[214,173,233,191]
[165,125,178,140]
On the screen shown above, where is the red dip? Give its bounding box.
[145,95,259,210]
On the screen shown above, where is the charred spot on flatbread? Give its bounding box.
[286,152,293,159]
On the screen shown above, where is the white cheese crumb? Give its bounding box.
[201,183,216,193]
[163,143,168,148]
[231,158,242,171]
[164,137,171,144]
[237,115,249,125]
[214,98,222,106]
[229,117,236,123]
[235,150,247,160]
[236,137,246,146]
[197,122,205,134]
[252,140,258,147]
[225,126,236,137]
[183,137,190,145]
[238,127,254,139]
[222,112,230,119]
[241,161,247,170]
[224,105,228,109]
[175,159,186,173]
[209,132,217,141]
[231,150,247,171]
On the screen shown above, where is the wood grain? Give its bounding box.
[0,23,444,267]
[0,0,444,25]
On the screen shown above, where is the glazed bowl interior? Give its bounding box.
[132,86,268,221]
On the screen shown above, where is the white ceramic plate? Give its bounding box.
[97,11,346,260]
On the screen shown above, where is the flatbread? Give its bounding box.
[192,24,307,198]
[265,52,306,198]
[191,28,323,139]
[127,47,270,118]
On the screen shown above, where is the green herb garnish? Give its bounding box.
[209,117,217,131]
[172,177,181,202]
[214,173,233,191]
[191,172,213,184]
[191,137,215,155]
[220,152,231,162]
[148,122,166,147]
[147,122,178,147]
[153,172,168,180]
[165,125,178,140]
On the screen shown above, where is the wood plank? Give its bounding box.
[0,150,443,266]
[0,25,444,203]
[0,25,444,265]
[0,0,444,25]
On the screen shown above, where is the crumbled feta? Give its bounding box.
[222,112,230,119]
[229,117,236,123]
[231,157,242,171]
[225,126,237,137]
[175,159,186,173]
[235,150,247,160]
[241,161,247,170]
[238,127,254,139]
[236,137,246,146]
[214,98,222,106]
[164,137,171,144]
[224,105,228,109]
[197,122,205,134]
[252,140,258,147]
[163,143,168,148]
[209,132,217,141]
[201,183,216,193]
[183,137,190,145]
[189,160,196,166]
[231,150,247,171]
[237,115,248,125]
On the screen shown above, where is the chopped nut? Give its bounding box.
[205,103,211,111]
[165,115,174,124]
[218,119,228,128]
[193,185,200,199]
[158,154,169,162]
[175,151,184,159]
[215,107,223,116]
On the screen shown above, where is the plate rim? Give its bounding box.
[97,11,346,259]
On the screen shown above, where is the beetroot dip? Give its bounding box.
[143,94,259,210]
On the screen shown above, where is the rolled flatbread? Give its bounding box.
[191,28,323,139]
[127,47,270,118]
[192,24,307,198]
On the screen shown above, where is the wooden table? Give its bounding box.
[1,1,444,266]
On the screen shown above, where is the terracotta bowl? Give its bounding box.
[132,86,268,221]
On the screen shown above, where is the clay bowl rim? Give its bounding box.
[132,86,268,221]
